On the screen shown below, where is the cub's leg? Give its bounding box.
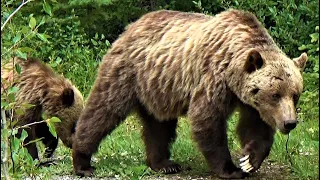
[72,56,136,177]
[18,128,39,159]
[188,90,247,179]
[236,103,275,172]
[35,122,58,158]
[16,107,42,160]
[138,105,181,174]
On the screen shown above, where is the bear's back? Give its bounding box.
[100,10,276,120]
[1,57,73,105]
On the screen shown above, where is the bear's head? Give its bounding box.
[42,78,84,148]
[237,49,307,134]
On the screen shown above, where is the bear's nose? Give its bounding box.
[284,120,297,130]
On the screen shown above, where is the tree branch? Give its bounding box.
[1,0,32,32]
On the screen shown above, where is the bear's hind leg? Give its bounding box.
[138,105,181,174]
[236,103,275,172]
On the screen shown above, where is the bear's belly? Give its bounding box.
[135,82,190,121]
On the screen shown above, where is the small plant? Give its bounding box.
[1,1,61,179]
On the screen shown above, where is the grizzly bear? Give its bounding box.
[1,57,84,160]
[72,9,307,178]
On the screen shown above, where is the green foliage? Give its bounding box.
[1,71,60,179]
[191,0,319,58]
[1,128,39,179]
[297,25,319,124]
[2,1,64,178]
[1,86,41,178]
[2,0,110,96]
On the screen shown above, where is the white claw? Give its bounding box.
[246,166,254,172]
[240,155,250,162]
[241,163,253,173]
[245,165,253,172]
[239,159,249,167]
[243,162,252,170]
[241,167,250,173]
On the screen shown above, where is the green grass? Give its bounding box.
[270,118,319,178]
[33,105,318,179]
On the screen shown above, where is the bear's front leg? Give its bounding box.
[189,90,247,179]
[72,59,137,177]
[72,150,95,177]
[237,103,275,173]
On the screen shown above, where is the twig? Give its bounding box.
[18,119,47,129]
[1,0,32,32]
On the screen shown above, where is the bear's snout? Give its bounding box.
[279,120,298,134]
[284,120,297,131]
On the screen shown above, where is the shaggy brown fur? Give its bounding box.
[1,57,84,160]
[72,9,307,178]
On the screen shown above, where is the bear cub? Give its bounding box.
[1,57,84,161]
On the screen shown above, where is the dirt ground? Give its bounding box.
[52,159,295,180]
[144,159,295,180]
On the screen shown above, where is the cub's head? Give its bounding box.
[42,78,84,148]
[241,49,307,134]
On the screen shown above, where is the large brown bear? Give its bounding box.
[72,9,307,178]
[1,57,84,160]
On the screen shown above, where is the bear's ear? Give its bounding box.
[293,52,308,72]
[244,49,264,73]
[61,88,75,107]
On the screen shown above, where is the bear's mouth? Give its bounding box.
[279,128,291,135]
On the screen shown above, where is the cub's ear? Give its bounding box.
[293,52,308,72]
[244,49,264,73]
[61,88,74,107]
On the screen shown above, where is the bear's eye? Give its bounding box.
[272,93,281,101]
[251,88,260,95]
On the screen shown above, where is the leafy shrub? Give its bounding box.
[2,0,110,96]
[36,0,318,75]
[298,26,319,122]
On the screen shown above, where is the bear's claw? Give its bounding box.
[239,155,254,173]
[74,166,95,177]
[159,164,182,174]
[153,160,182,174]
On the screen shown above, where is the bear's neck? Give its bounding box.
[197,18,282,102]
